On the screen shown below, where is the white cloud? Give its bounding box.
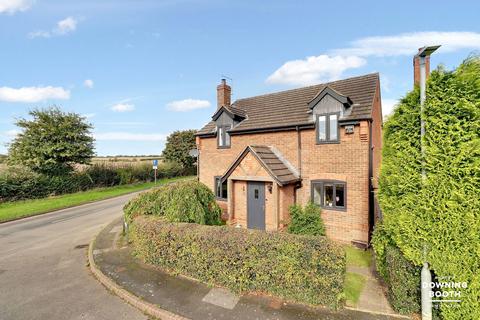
[56,16,77,34]
[94,132,167,142]
[5,129,20,137]
[0,0,34,14]
[84,79,94,88]
[166,99,211,112]
[333,31,480,57]
[29,16,78,38]
[382,98,399,119]
[111,103,135,112]
[0,86,70,103]
[267,55,366,86]
[82,113,96,119]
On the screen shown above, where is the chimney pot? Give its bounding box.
[217,79,231,109]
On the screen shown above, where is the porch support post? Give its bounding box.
[273,183,279,229]
[227,178,234,224]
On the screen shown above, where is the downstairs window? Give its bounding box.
[311,180,346,210]
[214,176,228,200]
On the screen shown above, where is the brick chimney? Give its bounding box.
[413,48,430,86]
[217,79,231,109]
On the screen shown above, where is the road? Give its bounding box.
[0,194,147,320]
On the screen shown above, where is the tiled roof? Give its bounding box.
[221,145,299,186]
[197,73,378,135]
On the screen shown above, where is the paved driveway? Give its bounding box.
[0,194,147,320]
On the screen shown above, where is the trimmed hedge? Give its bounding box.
[385,245,421,314]
[375,57,480,319]
[0,161,187,202]
[123,180,222,226]
[129,216,346,308]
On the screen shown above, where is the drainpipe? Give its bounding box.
[416,45,440,320]
[294,126,302,204]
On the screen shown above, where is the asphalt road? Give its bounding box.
[0,194,147,320]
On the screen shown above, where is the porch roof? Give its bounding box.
[221,145,300,186]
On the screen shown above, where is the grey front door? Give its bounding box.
[247,181,265,230]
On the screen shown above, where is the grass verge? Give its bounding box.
[345,245,372,267]
[0,176,193,223]
[344,272,366,306]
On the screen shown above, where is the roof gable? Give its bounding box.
[308,86,353,110]
[221,145,299,186]
[212,106,247,122]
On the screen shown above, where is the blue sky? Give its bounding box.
[1,0,479,156]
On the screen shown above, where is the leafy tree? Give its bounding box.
[8,107,95,175]
[373,57,480,319]
[161,129,197,169]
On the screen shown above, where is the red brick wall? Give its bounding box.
[198,112,379,243]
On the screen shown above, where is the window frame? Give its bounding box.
[214,176,228,201]
[315,112,340,144]
[310,179,347,211]
[217,125,231,149]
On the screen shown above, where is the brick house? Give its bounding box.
[195,73,383,244]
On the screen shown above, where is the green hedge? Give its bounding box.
[0,161,187,202]
[123,180,222,226]
[375,57,480,319]
[130,216,346,308]
[384,245,421,314]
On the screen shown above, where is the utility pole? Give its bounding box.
[416,45,440,320]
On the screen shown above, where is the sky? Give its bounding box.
[1,0,479,156]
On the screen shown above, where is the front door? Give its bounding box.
[247,181,265,230]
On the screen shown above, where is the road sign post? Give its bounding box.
[153,160,158,185]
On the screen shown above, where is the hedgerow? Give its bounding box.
[0,161,186,202]
[385,245,421,314]
[123,180,222,226]
[129,216,346,308]
[373,57,480,319]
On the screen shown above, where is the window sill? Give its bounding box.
[216,197,228,202]
[316,140,340,145]
[217,146,231,149]
[321,206,347,212]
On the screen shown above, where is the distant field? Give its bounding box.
[0,156,164,173]
[92,156,163,163]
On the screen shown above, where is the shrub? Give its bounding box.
[124,180,222,226]
[0,161,188,202]
[375,57,480,319]
[287,202,325,236]
[130,216,346,308]
[385,245,421,314]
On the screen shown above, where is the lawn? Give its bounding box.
[344,272,366,306]
[343,245,372,306]
[345,245,372,267]
[0,176,192,223]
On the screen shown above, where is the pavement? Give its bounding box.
[0,193,147,320]
[346,266,395,315]
[92,218,402,320]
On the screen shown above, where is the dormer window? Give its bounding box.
[217,125,231,148]
[316,112,339,144]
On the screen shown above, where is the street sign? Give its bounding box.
[189,148,199,157]
[153,160,158,184]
